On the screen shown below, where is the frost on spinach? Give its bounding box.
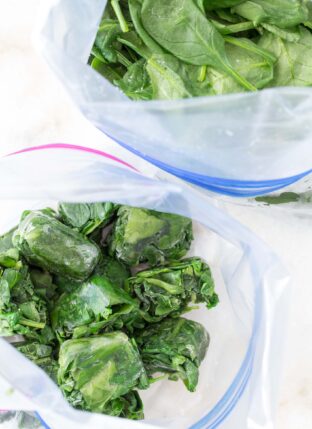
[89,0,312,99]
[136,317,209,392]
[109,206,193,266]
[58,333,148,418]
[126,257,218,322]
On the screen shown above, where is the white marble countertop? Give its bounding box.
[0,1,311,428]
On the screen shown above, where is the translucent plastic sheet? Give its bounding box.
[35,0,312,196]
[0,411,44,429]
[222,173,312,215]
[0,145,289,429]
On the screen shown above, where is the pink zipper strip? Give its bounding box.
[7,143,138,172]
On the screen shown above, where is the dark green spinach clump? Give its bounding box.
[51,275,138,340]
[13,211,101,281]
[0,265,52,343]
[136,317,209,392]
[89,0,312,99]
[58,333,148,419]
[1,202,219,420]
[109,206,193,266]
[126,257,218,322]
[58,202,116,236]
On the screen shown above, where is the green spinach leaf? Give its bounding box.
[30,268,57,301]
[129,0,164,53]
[261,23,301,42]
[233,0,309,28]
[58,202,116,236]
[118,30,152,58]
[207,37,275,94]
[95,19,122,63]
[91,57,124,83]
[215,8,244,23]
[93,256,130,289]
[255,192,300,204]
[146,54,193,100]
[115,58,153,100]
[304,1,312,29]
[16,341,58,382]
[0,229,19,268]
[0,265,50,341]
[258,26,312,86]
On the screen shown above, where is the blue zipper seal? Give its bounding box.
[34,412,52,429]
[103,131,312,197]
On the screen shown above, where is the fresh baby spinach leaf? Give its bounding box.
[115,58,153,100]
[207,37,275,94]
[90,0,312,99]
[141,0,257,90]
[258,26,312,86]
[232,0,309,29]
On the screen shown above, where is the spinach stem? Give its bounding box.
[111,0,129,33]
[146,278,183,295]
[198,65,207,82]
[221,21,255,35]
[20,318,45,329]
[224,36,277,63]
[117,52,132,67]
[224,65,257,91]
[34,357,51,365]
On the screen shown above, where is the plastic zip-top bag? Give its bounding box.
[0,144,289,429]
[35,0,312,198]
[210,172,312,215]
